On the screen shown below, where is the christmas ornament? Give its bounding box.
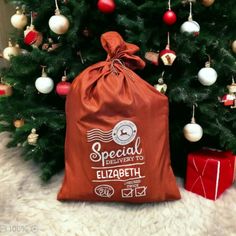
[160,32,176,66]
[163,0,177,25]
[227,78,236,94]
[144,51,159,66]
[42,38,61,52]
[221,94,236,108]
[198,58,217,86]
[82,28,93,37]
[163,10,177,26]
[180,20,200,35]
[97,0,116,14]
[11,7,27,30]
[24,12,43,47]
[201,0,215,7]
[154,72,167,94]
[180,2,200,36]
[3,40,21,61]
[0,78,12,96]
[27,128,39,146]
[49,0,70,34]
[56,71,71,96]
[232,40,236,54]
[35,66,54,94]
[220,77,236,108]
[183,105,203,142]
[13,119,25,128]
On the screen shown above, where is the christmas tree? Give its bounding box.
[0,0,235,181]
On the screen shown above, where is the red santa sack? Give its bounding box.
[57,31,181,203]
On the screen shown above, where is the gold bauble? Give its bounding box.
[3,41,21,61]
[13,119,25,128]
[11,8,28,29]
[201,0,215,7]
[0,83,12,96]
[27,128,39,146]
[232,40,236,54]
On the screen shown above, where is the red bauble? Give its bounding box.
[163,10,177,25]
[0,83,12,96]
[97,0,116,14]
[24,30,38,45]
[24,26,43,47]
[56,77,71,96]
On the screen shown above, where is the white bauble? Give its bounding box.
[11,9,27,29]
[180,20,200,35]
[49,14,69,35]
[232,40,236,54]
[35,76,54,94]
[3,43,21,60]
[198,67,217,86]
[183,123,203,142]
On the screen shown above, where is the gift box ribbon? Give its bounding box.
[191,157,220,200]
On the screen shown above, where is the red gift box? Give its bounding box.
[185,149,236,200]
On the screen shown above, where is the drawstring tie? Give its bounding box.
[110,59,135,80]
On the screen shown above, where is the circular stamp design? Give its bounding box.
[112,120,137,145]
[94,185,114,198]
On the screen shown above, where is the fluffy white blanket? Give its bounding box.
[0,132,235,236]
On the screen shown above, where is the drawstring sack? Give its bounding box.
[57,31,180,202]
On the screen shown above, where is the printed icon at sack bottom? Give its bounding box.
[121,186,147,198]
[94,185,114,198]
[121,188,134,198]
[135,186,147,197]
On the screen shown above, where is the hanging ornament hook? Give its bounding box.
[182,0,196,5]
[191,103,198,123]
[54,0,60,14]
[62,69,68,81]
[40,65,47,77]
[22,5,26,14]
[168,0,171,10]
[232,76,235,84]
[205,54,211,67]
[30,11,33,26]
[8,38,13,47]
[161,71,165,78]
[166,32,170,50]
[15,6,20,12]
[207,54,211,62]
[167,32,170,46]
[188,1,193,21]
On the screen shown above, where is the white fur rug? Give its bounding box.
[0,132,236,236]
